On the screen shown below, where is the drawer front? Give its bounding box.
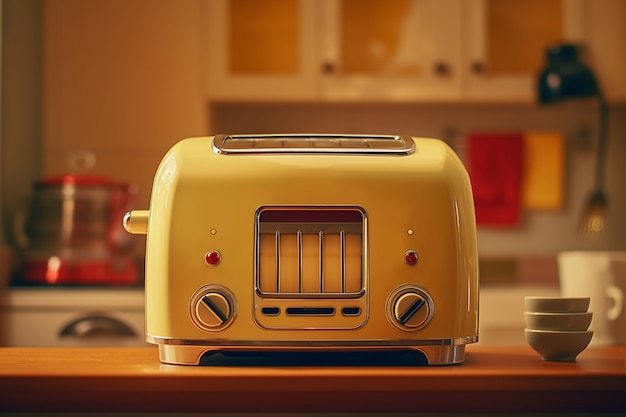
[0,309,147,347]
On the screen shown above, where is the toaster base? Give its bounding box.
[148,336,478,366]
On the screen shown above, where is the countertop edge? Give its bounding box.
[0,346,624,413]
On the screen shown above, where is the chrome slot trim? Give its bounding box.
[259,222,362,234]
[254,206,368,301]
[261,307,280,316]
[154,339,475,365]
[212,134,415,155]
[146,335,478,347]
[342,306,362,316]
[285,307,336,316]
[253,289,366,299]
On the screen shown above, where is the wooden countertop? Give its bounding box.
[0,345,624,414]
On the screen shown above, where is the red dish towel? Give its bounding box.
[467,132,524,227]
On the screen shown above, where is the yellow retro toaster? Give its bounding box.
[124,134,479,365]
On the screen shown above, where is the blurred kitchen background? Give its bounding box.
[0,0,624,346]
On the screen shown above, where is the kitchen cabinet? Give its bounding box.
[0,288,147,347]
[205,0,319,100]
[463,0,583,101]
[318,0,463,101]
[205,0,587,102]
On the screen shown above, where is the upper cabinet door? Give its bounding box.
[206,0,463,102]
[205,0,623,102]
[463,0,584,102]
[318,0,463,101]
[206,0,318,100]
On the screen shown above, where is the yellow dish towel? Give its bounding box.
[522,131,565,210]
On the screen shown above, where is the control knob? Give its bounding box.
[190,285,236,331]
[387,285,433,331]
[394,292,429,327]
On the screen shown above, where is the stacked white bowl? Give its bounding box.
[524,296,594,362]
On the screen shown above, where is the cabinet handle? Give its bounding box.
[321,62,336,74]
[471,61,485,75]
[433,62,451,77]
[59,315,136,339]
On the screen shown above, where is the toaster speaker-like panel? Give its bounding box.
[255,207,366,298]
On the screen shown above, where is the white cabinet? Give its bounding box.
[317,0,463,101]
[463,0,584,101]
[0,289,147,347]
[205,0,319,100]
[205,0,462,101]
[205,0,590,102]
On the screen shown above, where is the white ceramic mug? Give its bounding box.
[557,251,625,346]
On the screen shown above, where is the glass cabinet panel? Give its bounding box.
[207,0,585,102]
[464,0,583,101]
[206,0,318,100]
[485,0,563,75]
[320,0,463,100]
[228,0,299,75]
[338,0,421,76]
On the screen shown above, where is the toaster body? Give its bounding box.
[125,134,479,365]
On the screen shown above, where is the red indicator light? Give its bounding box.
[205,250,222,266]
[405,250,418,265]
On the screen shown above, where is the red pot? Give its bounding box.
[15,171,140,286]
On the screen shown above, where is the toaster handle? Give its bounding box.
[123,210,149,234]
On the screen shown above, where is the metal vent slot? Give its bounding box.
[286,307,335,316]
[256,209,365,298]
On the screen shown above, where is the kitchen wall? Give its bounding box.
[40,0,208,208]
[1,0,208,272]
[213,101,626,258]
[1,0,625,277]
[0,0,42,248]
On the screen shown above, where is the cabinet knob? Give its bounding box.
[433,61,451,77]
[471,61,485,75]
[321,62,336,75]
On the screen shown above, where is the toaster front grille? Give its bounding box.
[255,208,365,298]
